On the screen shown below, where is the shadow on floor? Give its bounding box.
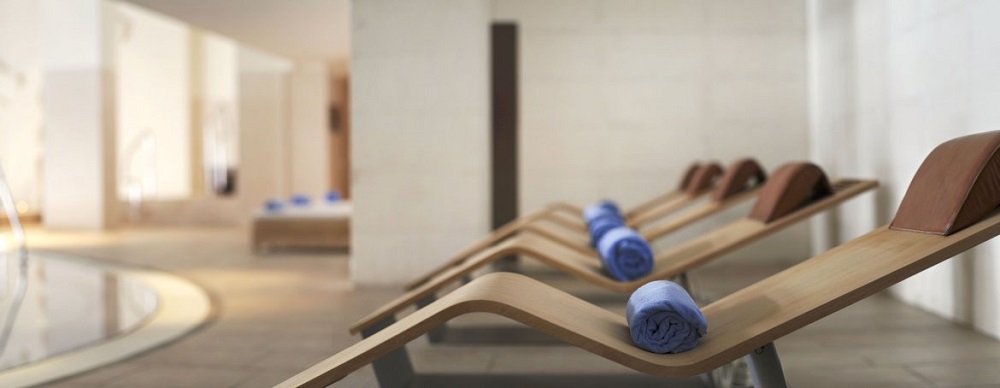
[434,325,566,346]
[412,373,706,387]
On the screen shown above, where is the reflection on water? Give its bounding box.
[0,250,158,370]
[0,163,159,372]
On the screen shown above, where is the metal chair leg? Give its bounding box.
[361,317,415,388]
[745,342,788,388]
[415,294,447,343]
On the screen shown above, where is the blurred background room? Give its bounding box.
[1,0,1000,387]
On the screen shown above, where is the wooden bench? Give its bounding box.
[276,131,1000,388]
[251,203,351,253]
[353,163,877,338]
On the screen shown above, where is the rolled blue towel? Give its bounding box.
[583,200,621,223]
[588,214,626,247]
[290,194,310,206]
[264,199,283,212]
[627,280,707,353]
[326,190,342,203]
[597,226,654,281]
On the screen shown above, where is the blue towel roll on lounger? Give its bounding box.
[326,190,342,203]
[583,200,621,223]
[588,214,626,247]
[626,280,707,354]
[597,226,654,281]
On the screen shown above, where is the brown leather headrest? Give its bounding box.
[677,162,701,190]
[683,162,724,195]
[712,158,768,202]
[890,131,1000,235]
[748,162,833,223]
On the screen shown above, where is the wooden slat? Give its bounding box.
[279,211,1000,387]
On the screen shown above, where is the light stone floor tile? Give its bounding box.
[128,341,272,368]
[784,365,934,387]
[487,346,638,375]
[409,346,496,374]
[103,365,249,388]
[19,226,1000,387]
[37,363,142,388]
[233,367,329,388]
[910,361,1000,387]
[772,347,870,369]
[947,385,1000,388]
[861,342,1000,366]
[413,373,705,388]
[250,351,342,370]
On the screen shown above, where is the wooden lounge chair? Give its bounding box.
[278,131,1000,388]
[404,158,767,290]
[406,159,744,290]
[351,162,878,337]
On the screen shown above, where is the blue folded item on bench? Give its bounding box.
[626,280,707,354]
[326,190,342,203]
[583,200,621,223]
[290,194,311,206]
[588,214,626,247]
[597,226,654,281]
[264,199,283,212]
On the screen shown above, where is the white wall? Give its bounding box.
[351,0,491,284]
[493,0,813,263]
[237,46,293,212]
[807,0,1000,339]
[0,0,44,214]
[288,61,330,198]
[115,2,192,201]
[41,0,117,229]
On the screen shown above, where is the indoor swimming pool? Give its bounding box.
[0,166,211,387]
[0,250,159,371]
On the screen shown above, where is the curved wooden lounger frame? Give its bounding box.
[354,163,877,335]
[279,131,1000,388]
[406,159,751,290]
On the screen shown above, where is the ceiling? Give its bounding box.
[121,0,350,62]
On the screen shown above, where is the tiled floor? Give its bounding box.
[21,227,1000,388]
